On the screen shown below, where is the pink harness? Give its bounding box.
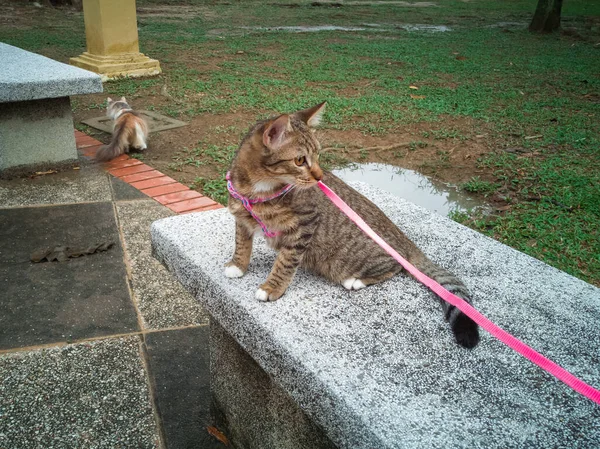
[317,181,600,405]
[226,172,294,238]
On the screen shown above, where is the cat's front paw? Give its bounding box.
[255,285,285,302]
[224,263,245,278]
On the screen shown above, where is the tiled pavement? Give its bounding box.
[0,134,227,449]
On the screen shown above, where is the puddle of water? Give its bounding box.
[241,23,450,34]
[396,24,450,32]
[244,25,374,33]
[333,163,488,217]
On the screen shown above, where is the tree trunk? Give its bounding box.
[529,0,563,33]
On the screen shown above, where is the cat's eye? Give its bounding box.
[294,156,306,166]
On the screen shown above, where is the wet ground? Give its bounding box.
[334,163,488,216]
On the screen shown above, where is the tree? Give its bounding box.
[529,0,563,33]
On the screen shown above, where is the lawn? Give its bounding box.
[0,0,598,285]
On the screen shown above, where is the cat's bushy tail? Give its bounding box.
[96,121,130,162]
[413,256,480,348]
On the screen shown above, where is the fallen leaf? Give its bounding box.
[410,94,426,99]
[495,205,512,211]
[73,166,81,170]
[475,134,487,138]
[34,170,57,176]
[455,55,467,61]
[236,50,244,54]
[524,135,543,140]
[409,85,419,90]
[31,242,114,263]
[207,426,229,445]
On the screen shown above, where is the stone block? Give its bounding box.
[0,97,78,172]
[0,42,102,103]
[151,182,600,449]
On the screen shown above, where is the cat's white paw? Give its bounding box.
[351,279,366,290]
[342,278,366,290]
[224,265,244,278]
[255,288,269,301]
[342,278,356,290]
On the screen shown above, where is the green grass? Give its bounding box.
[462,177,499,195]
[1,0,599,284]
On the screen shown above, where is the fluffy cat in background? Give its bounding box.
[225,102,480,348]
[96,97,149,162]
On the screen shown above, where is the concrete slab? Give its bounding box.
[151,182,600,449]
[83,110,187,134]
[0,164,111,207]
[0,43,102,103]
[144,326,224,449]
[0,202,139,349]
[116,200,209,329]
[0,337,159,449]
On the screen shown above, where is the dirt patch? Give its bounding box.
[75,106,495,194]
[318,125,492,185]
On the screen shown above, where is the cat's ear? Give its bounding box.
[120,96,126,102]
[263,115,291,150]
[295,102,327,127]
[107,97,113,103]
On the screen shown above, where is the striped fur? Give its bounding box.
[96,97,149,162]
[226,102,479,348]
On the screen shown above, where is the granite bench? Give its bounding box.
[0,42,102,174]
[151,182,600,449]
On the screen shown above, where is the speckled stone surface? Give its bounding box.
[0,337,159,449]
[151,182,600,449]
[116,200,209,329]
[0,43,102,102]
[211,320,337,449]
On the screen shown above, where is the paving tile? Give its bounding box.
[78,142,102,149]
[142,183,189,198]
[81,144,103,156]
[102,155,131,167]
[132,176,177,191]
[110,163,155,178]
[110,176,148,201]
[120,170,164,184]
[167,196,217,213]
[153,190,202,206]
[0,337,159,449]
[75,136,100,147]
[104,158,140,169]
[116,200,207,328]
[0,165,111,207]
[145,326,224,449]
[0,203,139,349]
[182,204,225,213]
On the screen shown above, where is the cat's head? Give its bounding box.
[106,96,130,119]
[246,102,326,191]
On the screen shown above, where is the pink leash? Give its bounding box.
[318,181,600,405]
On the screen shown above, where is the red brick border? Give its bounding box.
[75,130,224,214]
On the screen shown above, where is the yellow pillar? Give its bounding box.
[70,0,160,81]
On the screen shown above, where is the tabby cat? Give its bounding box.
[225,103,479,348]
[96,97,149,162]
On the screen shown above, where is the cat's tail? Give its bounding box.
[95,121,129,162]
[412,254,480,348]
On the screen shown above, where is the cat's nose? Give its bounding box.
[311,166,323,181]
